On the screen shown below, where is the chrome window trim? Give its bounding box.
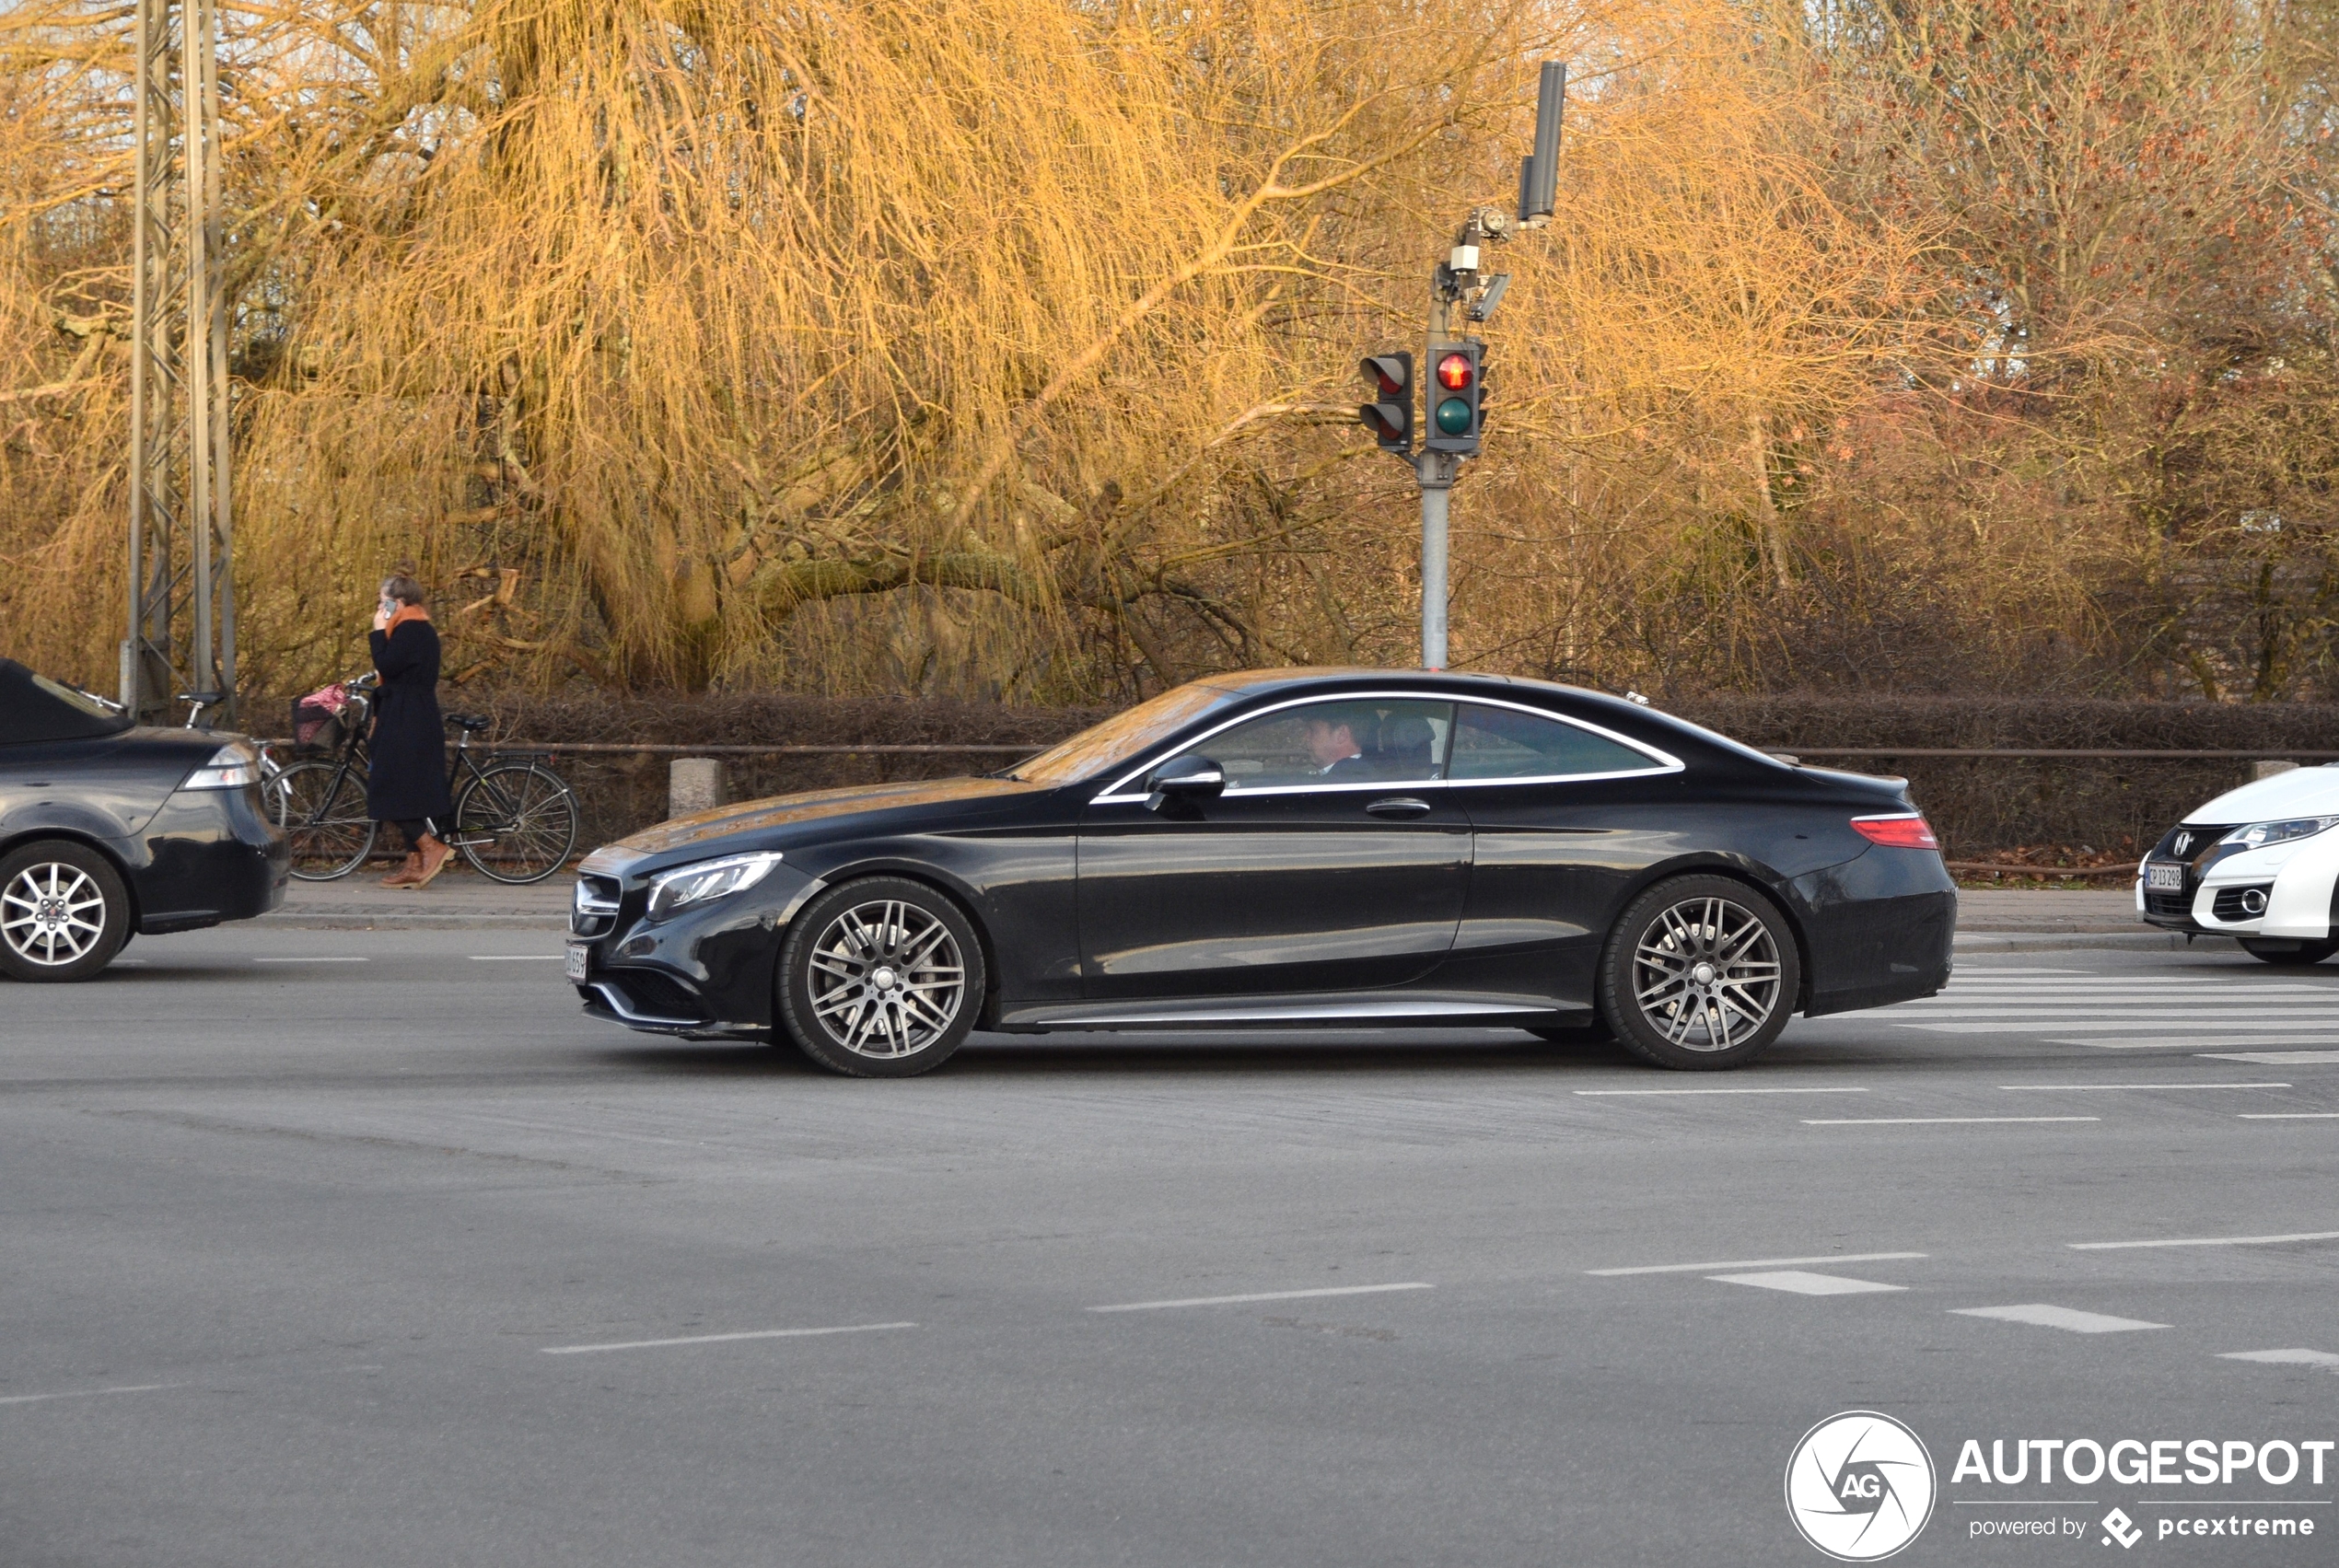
[1089,690,1682,805]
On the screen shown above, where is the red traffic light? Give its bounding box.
[1436,352,1473,390]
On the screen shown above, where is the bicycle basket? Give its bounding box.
[289,701,344,753]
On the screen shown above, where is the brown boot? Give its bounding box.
[380,852,424,888]
[409,833,455,889]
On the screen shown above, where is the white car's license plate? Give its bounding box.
[564,943,590,982]
[2145,862,2184,891]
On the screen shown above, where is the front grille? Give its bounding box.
[572,874,620,936]
[2144,889,2191,919]
[2213,884,2274,922]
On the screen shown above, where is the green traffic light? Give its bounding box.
[1435,397,1472,436]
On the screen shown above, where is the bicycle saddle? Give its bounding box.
[446,714,494,732]
[177,690,226,705]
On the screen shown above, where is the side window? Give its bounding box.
[1449,704,1657,782]
[1169,699,1453,790]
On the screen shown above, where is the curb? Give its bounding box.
[1955,931,2240,953]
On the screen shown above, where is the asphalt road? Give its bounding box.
[6,932,2337,1567]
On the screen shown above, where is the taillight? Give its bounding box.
[1852,814,1939,851]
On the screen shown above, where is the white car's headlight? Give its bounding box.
[645,852,783,923]
[2219,818,2339,850]
[178,743,259,791]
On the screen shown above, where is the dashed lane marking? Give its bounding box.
[1951,1304,2169,1334]
[2240,1112,2339,1120]
[2203,1051,2339,1064]
[471,955,564,961]
[2221,1349,2339,1369]
[2062,1037,2339,1050]
[1562,1095,1871,1104]
[1915,1019,2339,1034]
[1587,1251,1926,1277]
[1708,1271,1905,1295]
[1803,1116,2100,1126]
[0,1382,185,1406]
[251,957,369,964]
[541,1321,918,1354]
[1998,1082,2290,1091]
[2067,1230,2339,1252]
[1088,1283,1433,1313]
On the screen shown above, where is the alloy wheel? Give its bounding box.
[1,861,108,968]
[804,898,968,1058]
[1629,894,1784,1052]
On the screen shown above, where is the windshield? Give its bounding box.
[1009,683,1236,786]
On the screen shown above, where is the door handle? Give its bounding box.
[1365,796,1433,819]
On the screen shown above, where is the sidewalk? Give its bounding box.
[258,865,572,930]
[1952,888,2230,952]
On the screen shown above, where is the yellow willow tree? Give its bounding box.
[4,0,1586,691]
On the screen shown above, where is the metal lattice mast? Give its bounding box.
[123,0,234,724]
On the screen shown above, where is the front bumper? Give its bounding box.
[2138,833,2339,941]
[567,856,824,1037]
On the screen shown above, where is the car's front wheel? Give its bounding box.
[776,877,986,1077]
[0,840,132,982]
[2240,938,2339,966]
[1600,875,1801,1070]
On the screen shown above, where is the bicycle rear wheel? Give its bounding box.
[269,760,378,880]
[455,762,580,884]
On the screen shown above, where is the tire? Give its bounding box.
[455,763,580,884]
[776,877,986,1078]
[1599,875,1802,1071]
[2240,938,2339,965]
[269,760,377,880]
[0,840,132,982]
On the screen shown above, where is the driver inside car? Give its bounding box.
[1304,714,1374,780]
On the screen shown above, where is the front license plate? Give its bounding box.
[564,943,590,982]
[2146,861,2184,891]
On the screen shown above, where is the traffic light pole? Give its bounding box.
[1416,297,1458,670]
[1358,60,1564,673]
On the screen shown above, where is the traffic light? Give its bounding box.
[1424,340,1484,456]
[1358,353,1413,453]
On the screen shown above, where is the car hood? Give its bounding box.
[2186,765,2339,825]
[601,774,1051,860]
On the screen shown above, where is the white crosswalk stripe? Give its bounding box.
[1878,968,2339,1050]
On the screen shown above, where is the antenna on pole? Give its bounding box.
[1518,62,1565,227]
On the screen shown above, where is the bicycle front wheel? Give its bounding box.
[269,760,378,880]
[454,763,580,884]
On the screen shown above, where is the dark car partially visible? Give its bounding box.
[0,658,287,981]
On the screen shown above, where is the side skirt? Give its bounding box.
[991,992,1596,1033]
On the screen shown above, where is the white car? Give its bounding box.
[2138,766,2339,963]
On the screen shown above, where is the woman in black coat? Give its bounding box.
[367,574,455,887]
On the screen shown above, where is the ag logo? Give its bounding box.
[1785,1411,1937,1562]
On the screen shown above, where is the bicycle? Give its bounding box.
[265,684,580,884]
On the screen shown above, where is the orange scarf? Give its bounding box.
[386,602,432,635]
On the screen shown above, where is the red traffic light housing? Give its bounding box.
[1358,353,1414,453]
[1424,340,1484,455]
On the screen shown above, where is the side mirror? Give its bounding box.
[1145,755,1225,811]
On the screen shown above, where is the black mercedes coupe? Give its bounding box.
[569,669,1955,1074]
[0,658,287,981]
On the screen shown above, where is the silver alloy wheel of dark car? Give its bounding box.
[1600,874,1800,1070]
[0,840,131,982]
[777,877,985,1077]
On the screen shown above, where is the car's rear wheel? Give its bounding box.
[2240,938,2339,966]
[1600,875,1800,1070]
[776,877,985,1077]
[0,840,132,982]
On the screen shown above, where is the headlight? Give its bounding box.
[645,851,783,922]
[2219,818,2339,850]
[178,743,259,791]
